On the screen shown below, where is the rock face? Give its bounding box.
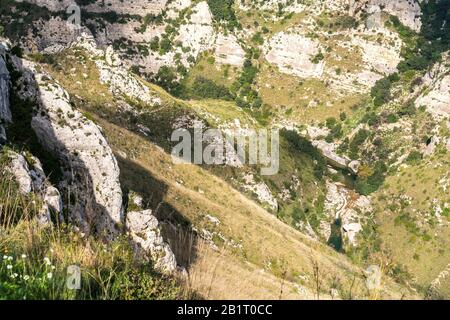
[322,181,372,246]
[74,34,162,107]
[265,32,324,78]
[368,0,422,32]
[126,210,177,273]
[176,1,215,60]
[26,0,169,16]
[312,140,353,172]
[415,54,450,120]
[6,150,62,225]
[242,173,278,210]
[11,58,124,240]
[214,34,246,67]
[0,43,11,144]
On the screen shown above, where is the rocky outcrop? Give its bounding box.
[214,34,246,67]
[241,173,278,210]
[265,32,324,78]
[74,34,162,106]
[0,42,11,144]
[11,57,124,240]
[176,1,215,61]
[26,0,169,16]
[415,54,450,120]
[322,181,372,246]
[126,209,177,273]
[312,140,356,173]
[368,0,422,32]
[5,150,62,225]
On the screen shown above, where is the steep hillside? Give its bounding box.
[0,0,449,300]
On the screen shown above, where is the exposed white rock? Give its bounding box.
[242,173,278,210]
[176,2,215,61]
[369,0,422,32]
[126,209,177,273]
[167,0,192,19]
[312,140,350,170]
[415,55,450,120]
[7,153,33,194]
[27,17,85,53]
[265,32,324,78]
[214,34,246,67]
[422,136,440,156]
[351,37,401,75]
[348,160,361,174]
[84,0,169,16]
[305,126,330,140]
[323,181,372,246]
[11,58,124,239]
[5,151,62,225]
[73,35,162,106]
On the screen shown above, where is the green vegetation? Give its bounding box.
[207,0,240,30]
[0,152,180,300]
[354,161,387,196]
[232,50,262,109]
[370,73,399,107]
[189,76,233,100]
[311,52,324,64]
[154,66,186,97]
[373,1,450,106]
[282,130,327,179]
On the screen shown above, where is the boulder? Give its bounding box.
[5,151,62,225]
[126,209,177,273]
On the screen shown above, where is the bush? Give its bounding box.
[282,130,327,179]
[354,161,387,195]
[370,73,399,106]
[150,37,159,52]
[349,129,369,158]
[311,52,324,64]
[207,0,240,30]
[154,66,185,96]
[190,76,233,100]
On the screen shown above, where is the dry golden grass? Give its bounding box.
[94,117,419,299]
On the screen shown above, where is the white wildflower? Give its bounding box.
[6,264,12,270]
[44,257,51,265]
[46,272,53,279]
[21,254,27,259]
[7,256,13,261]
[23,275,30,281]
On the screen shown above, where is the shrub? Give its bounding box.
[354,161,387,195]
[190,76,233,100]
[154,66,185,96]
[370,73,399,106]
[207,0,240,30]
[311,52,324,64]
